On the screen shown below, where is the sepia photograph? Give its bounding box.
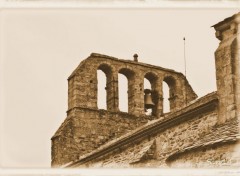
[0,0,240,175]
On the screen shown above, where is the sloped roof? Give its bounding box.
[167,118,239,163]
[100,139,156,167]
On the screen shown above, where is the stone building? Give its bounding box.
[51,13,240,168]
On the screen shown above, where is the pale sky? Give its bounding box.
[0,8,239,168]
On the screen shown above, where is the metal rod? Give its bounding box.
[184,37,187,106]
[184,37,186,78]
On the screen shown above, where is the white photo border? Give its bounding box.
[0,0,240,176]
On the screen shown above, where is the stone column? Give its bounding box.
[172,78,186,111]
[213,13,240,124]
[128,75,145,116]
[152,78,163,117]
[106,71,119,111]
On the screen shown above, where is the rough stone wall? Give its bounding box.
[51,114,76,167]
[153,110,218,166]
[169,141,240,168]
[166,117,240,167]
[69,93,220,167]
[90,140,156,168]
[76,108,239,168]
[213,13,240,124]
[96,110,218,167]
[51,108,157,167]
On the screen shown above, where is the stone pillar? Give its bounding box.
[106,71,119,111]
[234,25,240,121]
[173,78,186,111]
[152,79,163,117]
[213,13,240,124]
[128,75,145,116]
[68,61,98,111]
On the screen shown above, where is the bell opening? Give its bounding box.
[144,89,155,114]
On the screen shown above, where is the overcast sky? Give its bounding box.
[0,8,239,168]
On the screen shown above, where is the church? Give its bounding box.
[51,13,240,168]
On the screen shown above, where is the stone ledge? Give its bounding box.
[52,107,156,140]
[66,106,156,119]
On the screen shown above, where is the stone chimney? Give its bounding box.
[133,54,138,62]
[213,13,240,124]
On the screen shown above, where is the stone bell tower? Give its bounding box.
[213,12,240,124]
[51,52,197,167]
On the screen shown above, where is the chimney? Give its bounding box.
[133,54,138,62]
[213,12,240,124]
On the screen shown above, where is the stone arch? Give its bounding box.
[144,72,158,116]
[119,68,135,80]
[118,68,137,114]
[98,63,112,77]
[163,76,177,111]
[97,63,118,111]
[97,69,107,109]
[145,72,158,87]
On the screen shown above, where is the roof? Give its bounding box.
[167,117,240,163]
[100,139,156,167]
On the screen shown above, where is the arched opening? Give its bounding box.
[119,68,135,113]
[97,64,112,110]
[144,78,151,89]
[163,76,176,113]
[97,70,107,109]
[144,72,158,116]
[163,81,170,113]
[144,78,152,115]
[118,73,128,112]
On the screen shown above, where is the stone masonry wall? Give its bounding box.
[169,141,240,168]
[51,114,76,167]
[79,109,239,168]
[51,108,157,167]
[83,108,218,167]
[213,13,240,124]
[166,117,240,167]
[69,93,223,167]
[154,111,218,166]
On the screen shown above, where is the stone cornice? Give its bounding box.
[212,12,240,31]
[68,53,187,80]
